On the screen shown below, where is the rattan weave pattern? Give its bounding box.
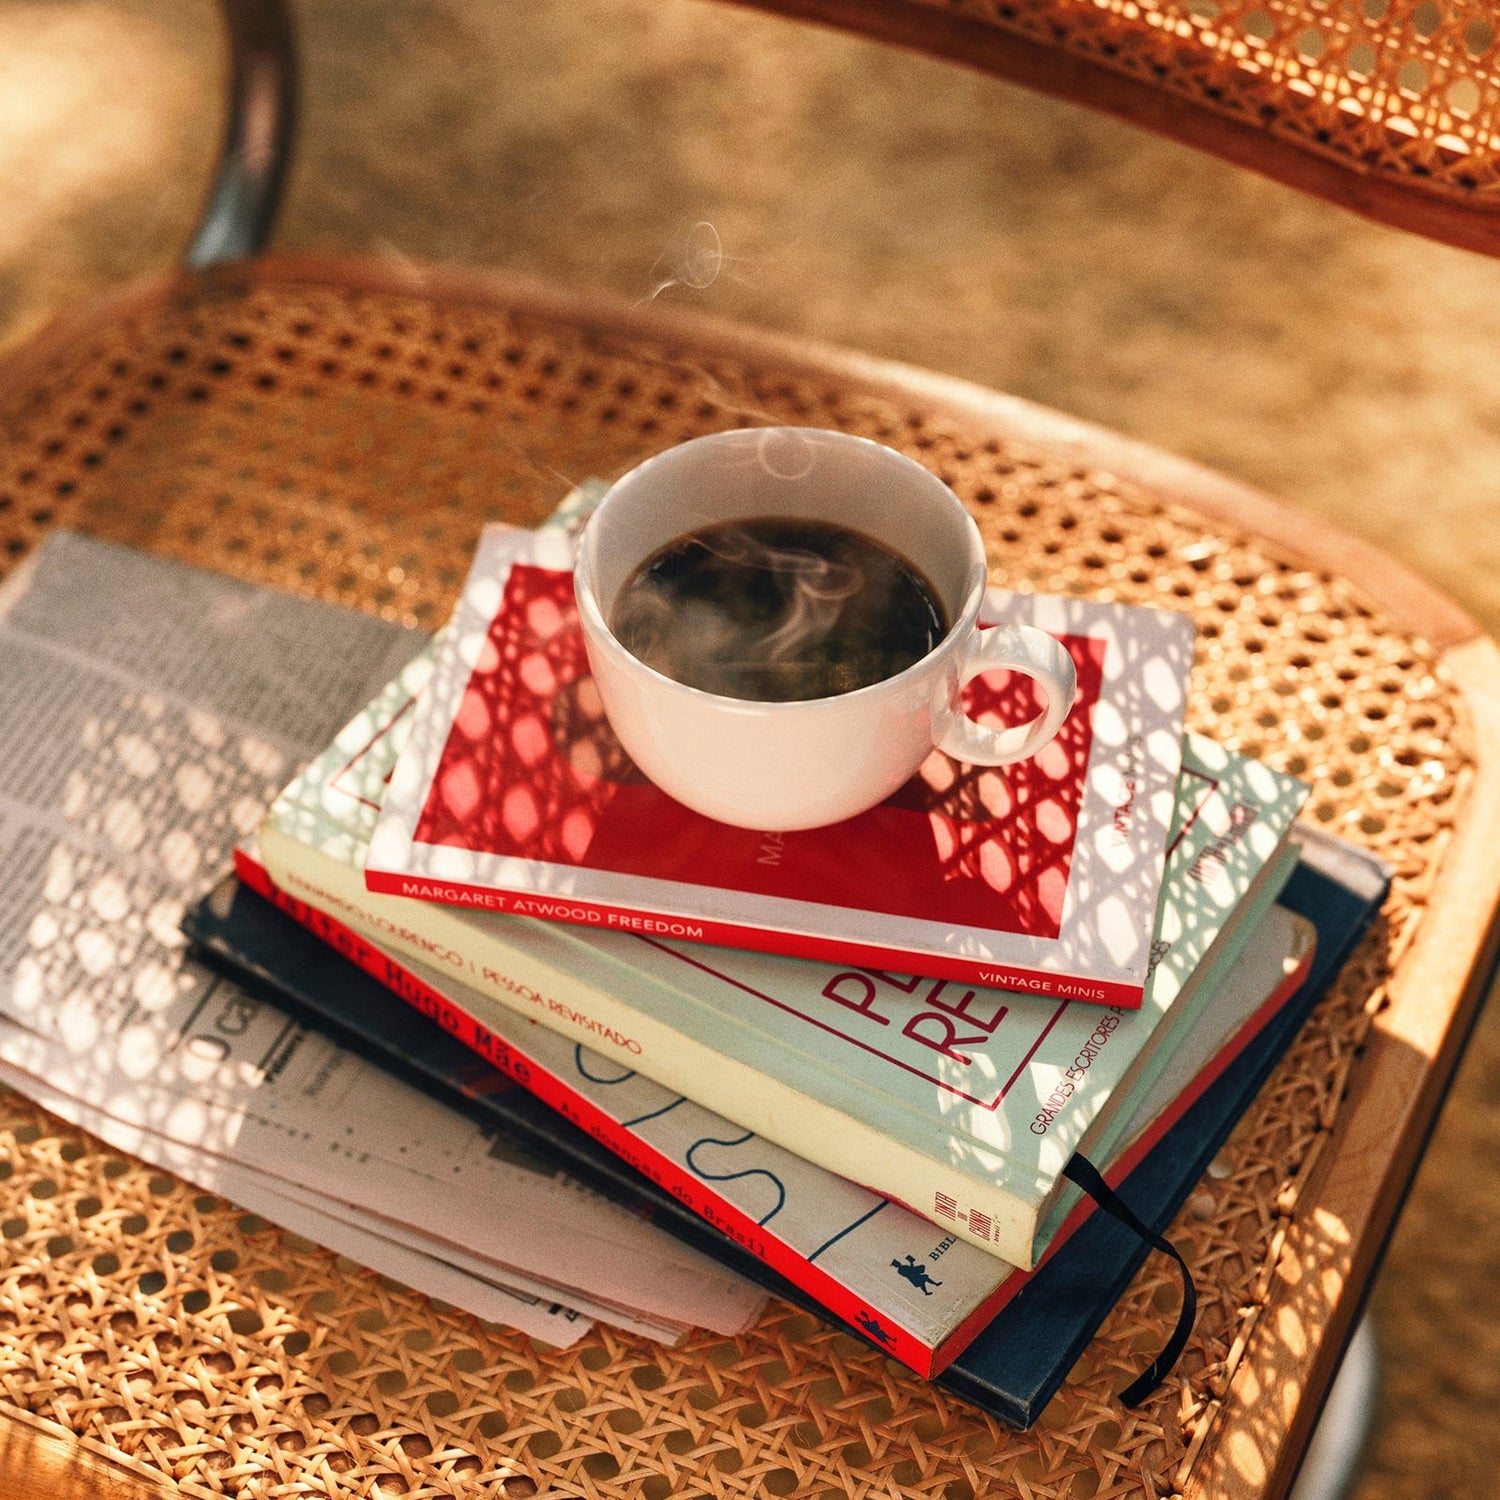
[908,0,1500,200]
[0,270,1467,1498]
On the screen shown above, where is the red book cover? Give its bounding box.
[366,525,1197,1004]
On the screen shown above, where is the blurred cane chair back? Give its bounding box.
[1,4,1499,1500]
[765,0,1500,255]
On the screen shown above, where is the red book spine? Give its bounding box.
[235,848,1004,1376]
[361,867,1146,1009]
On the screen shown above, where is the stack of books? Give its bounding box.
[185,496,1390,1426]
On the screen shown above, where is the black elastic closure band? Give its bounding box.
[1062,1153,1198,1408]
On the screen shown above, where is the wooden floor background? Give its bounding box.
[3,2,1499,1493]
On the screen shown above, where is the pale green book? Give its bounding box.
[259,598,1308,1271]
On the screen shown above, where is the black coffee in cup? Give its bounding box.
[609,516,949,702]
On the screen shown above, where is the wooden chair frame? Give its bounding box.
[1,2,1498,1497]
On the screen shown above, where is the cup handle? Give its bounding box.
[935,623,1078,766]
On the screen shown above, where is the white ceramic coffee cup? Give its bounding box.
[573,426,1077,831]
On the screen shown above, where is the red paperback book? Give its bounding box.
[365,524,1198,1005]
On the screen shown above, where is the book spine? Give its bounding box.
[362,868,1146,1010]
[237,847,983,1376]
[264,827,1046,1269]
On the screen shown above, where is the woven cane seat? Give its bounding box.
[752,0,1500,255]
[0,254,1496,1499]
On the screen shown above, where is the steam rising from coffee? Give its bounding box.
[642,221,726,304]
[610,517,949,702]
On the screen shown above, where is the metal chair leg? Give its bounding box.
[1289,1314,1380,1500]
[185,0,298,267]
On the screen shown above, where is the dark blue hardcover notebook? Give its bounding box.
[182,827,1386,1427]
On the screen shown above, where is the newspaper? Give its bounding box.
[0,533,765,1343]
[0,1031,693,1345]
[0,1036,596,1345]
